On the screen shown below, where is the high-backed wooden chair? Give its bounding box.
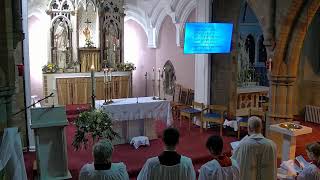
[237,108,265,139]
[201,105,227,136]
[180,101,205,131]
[172,87,189,118]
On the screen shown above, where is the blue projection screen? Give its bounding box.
[184,23,233,54]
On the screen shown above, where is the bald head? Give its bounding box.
[248,116,262,134]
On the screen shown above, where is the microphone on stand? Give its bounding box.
[12,92,56,117]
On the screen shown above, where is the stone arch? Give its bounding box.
[270,0,320,123]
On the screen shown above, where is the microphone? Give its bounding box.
[49,92,54,97]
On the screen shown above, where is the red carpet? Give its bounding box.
[23,105,320,179]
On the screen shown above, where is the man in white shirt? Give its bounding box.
[232,116,277,180]
[137,128,196,180]
[79,139,129,180]
[199,135,239,180]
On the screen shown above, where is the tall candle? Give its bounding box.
[152,67,155,80]
[113,44,116,51]
[103,68,107,83]
[109,69,112,81]
[158,68,161,80]
[90,64,95,109]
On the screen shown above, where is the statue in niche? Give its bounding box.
[258,35,267,63]
[54,21,69,69]
[104,23,119,67]
[163,61,176,95]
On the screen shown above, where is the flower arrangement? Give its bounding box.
[42,63,59,73]
[85,38,95,48]
[72,109,119,150]
[115,62,136,71]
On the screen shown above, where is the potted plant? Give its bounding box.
[72,109,119,150]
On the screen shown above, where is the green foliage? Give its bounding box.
[72,109,119,151]
[85,38,95,48]
[115,62,136,71]
[42,63,59,73]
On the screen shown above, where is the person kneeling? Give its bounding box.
[199,135,239,180]
[137,128,196,180]
[79,139,129,180]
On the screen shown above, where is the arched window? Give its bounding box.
[245,34,255,65]
[258,35,267,63]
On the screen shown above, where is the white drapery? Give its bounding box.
[0,128,27,180]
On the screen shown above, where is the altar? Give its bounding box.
[42,71,132,106]
[96,97,173,144]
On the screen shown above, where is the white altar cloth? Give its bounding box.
[95,97,173,144]
[96,97,173,126]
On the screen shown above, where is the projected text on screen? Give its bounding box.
[184,23,233,54]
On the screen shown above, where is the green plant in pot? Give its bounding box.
[72,109,119,151]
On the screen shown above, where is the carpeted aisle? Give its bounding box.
[23,104,320,179]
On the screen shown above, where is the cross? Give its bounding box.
[84,19,92,27]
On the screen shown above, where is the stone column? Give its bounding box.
[194,0,211,105]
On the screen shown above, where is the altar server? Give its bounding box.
[199,135,239,180]
[137,128,196,180]
[79,139,129,180]
[297,142,320,180]
[232,116,277,180]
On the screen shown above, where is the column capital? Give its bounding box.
[270,75,296,86]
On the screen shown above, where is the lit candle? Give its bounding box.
[152,67,155,80]
[113,44,116,51]
[90,64,95,109]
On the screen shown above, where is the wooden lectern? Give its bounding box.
[31,106,71,180]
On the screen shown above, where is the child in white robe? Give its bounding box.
[297,142,320,180]
[79,139,129,180]
[199,135,239,180]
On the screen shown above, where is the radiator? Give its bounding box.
[305,105,320,124]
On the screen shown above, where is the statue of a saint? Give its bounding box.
[54,21,68,69]
[83,26,91,41]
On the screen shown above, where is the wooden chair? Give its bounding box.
[237,108,265,139]
[180,101,205,131]
[172,87,189,118]
[201,105,227,136]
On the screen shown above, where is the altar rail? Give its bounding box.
[43,72,132,106]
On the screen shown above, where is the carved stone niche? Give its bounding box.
[163,60,176,95]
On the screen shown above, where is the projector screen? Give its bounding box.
[184,23,233,54]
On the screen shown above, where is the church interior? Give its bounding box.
[1,0,320,179]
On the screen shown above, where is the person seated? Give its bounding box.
[199,135,239,180]
[231,116,277,180]
[137,127,196,180]
[297,142,320,180]
[79,139,129,180]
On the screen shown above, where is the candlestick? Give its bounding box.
[152,67,156,100]
[103,68,107,83]
[90,64,96,109]
[152,67,155,80]
[145,72,148,97]
[158,68,161,81]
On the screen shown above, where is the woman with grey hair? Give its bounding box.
[79,139,129,180]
